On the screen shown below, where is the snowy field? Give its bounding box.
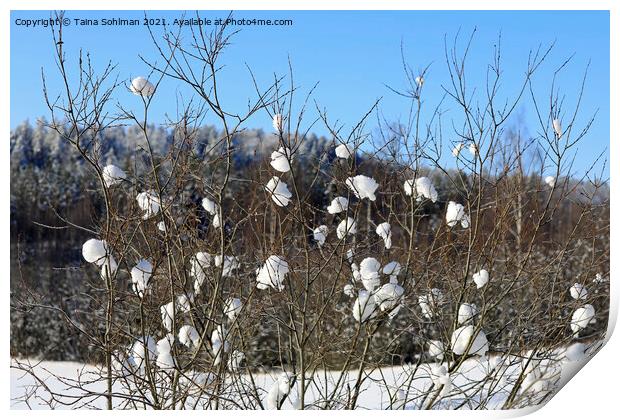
[10,350,591,410]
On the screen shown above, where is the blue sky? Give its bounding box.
[10,10,609,174]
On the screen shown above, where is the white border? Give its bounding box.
[2,1,616,419]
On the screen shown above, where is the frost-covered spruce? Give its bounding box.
[327,196,348,214]
[403,179,415,197]
[131,259,153,297]
[375,222,392,249]
[472,269,489,289]
[457,303,479,325]
[130,76,155,97]
[352,290,377,323]
[451,325,489,357]
[265,176,293,207]
[335,143,352,159]
[178,324,201,349]
[336,217,357,239]
[136,191,160,219]
[224,297,242,321]
[102,164,127,187]
[270,147,292,173]
[256,255,289,291]
[82,238,108,265]
[313,225,328,246]
[569,283,588,300]
[346,175,379,201]
[446,201,470,228]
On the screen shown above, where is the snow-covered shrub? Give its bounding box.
[16,20,608,411]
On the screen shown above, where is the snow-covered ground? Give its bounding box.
[10,351,591,410]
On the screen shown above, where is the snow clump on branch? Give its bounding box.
[327,196,348,214]
[346,175,379,201]
[376,222,392,249]
[265,176,293,207]
[451,325,489,357]
[270,147,292,173]
[136,191,161,219]
[131,259,153,297]
[446,201,470,228]
[102,164,127,187]
[335,143,352,159]
[130,76,155,97]
[336,217,357,239]
[256,256,289,292]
